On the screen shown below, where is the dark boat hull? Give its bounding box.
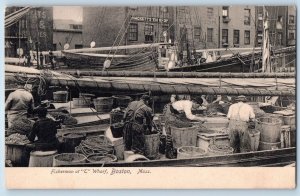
[60,147,296,167]
[169,53,261,72]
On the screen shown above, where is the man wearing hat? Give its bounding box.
[5,82,34,128]
[227,95,255,153]
[164,95,207,134]
[123,94,153,156]
[27,107,59,151]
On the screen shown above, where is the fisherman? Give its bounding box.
[123,95,153,156]
[164,95,207,134]
[5,82,34,128]
[49,50,55,69]
[39,53,44,67]
[227,95,255,153]
[27,107,59,151]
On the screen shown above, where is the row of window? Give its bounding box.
[221,7,251,25]
[128,23,168,42]
[222,29,251,46]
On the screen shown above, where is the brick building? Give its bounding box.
[255,6,296,48]
[82,6,257,50]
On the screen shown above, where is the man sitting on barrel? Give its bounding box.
[227,95,255,153]
[27,107,60,151]
[123,95,153,156]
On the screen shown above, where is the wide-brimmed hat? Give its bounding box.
[235,95,247,102]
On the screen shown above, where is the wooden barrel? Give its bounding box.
[282,115,295,127]
[144,133,160,159]
[5,143,30,167]
[265,114,284,125]
[73,97,91,108]
[259,141,281,151]
[94,97,113,113]
[87,154,117,163]
[256,117,281,143]
[112,95,132,108]
[177,146,206,159]
[208,144,234,156]
[53,153,86,166]
[29,150,58,167]
[170,126,198,148]
[62,133,86,153]
[53,91,68,103]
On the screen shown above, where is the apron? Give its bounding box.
[123,102,151,155]
[7,110,27,128]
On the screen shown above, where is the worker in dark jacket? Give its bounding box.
[27,107,59,151]
[123,95,153,155]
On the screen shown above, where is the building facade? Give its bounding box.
[82,6,257,50]
[255,6,296,48]
[5,7,53,57]
[53,19,83,50]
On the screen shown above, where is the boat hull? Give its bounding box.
[60,147,296,167]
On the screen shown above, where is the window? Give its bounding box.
[144,24,154,42]
[194,26,201,40]
[70,24,82,30]
[233,30,240,46]
[289,32,295,40]
[244,9,251,25]
[222,6,229,17]
[180,27,187,42]
[160,7,168,13]
[222,29,228,46]
[277,32,283,45]
[289,15,295,24]
[128,23,138,41]
[75,44,83,49]
[160,25,169,42]
[244,30,250,45]
[207,28,213,42]
[53,44,57,51]
[276,16,283,29]
[207,8,214,18]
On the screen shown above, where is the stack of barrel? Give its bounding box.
[168,125,207,159]
[257,117,282,150]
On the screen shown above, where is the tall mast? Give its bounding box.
[262,6,271,72]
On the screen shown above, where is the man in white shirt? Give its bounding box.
[5,83,34,128]
[164,96,207,134]
[227,95,255,153]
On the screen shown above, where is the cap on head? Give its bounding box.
[235,95,247,102]
[141,94,151,102]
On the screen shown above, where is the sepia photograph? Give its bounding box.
[4,5,296,189]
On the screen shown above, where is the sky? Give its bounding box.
[53,6,83,22]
